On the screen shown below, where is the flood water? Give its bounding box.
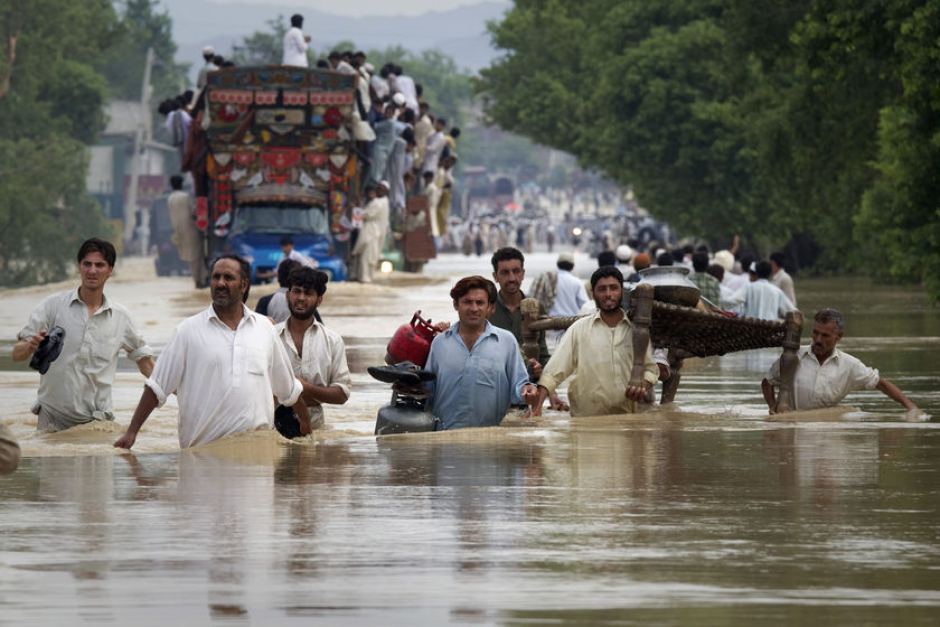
[2,253,939,625]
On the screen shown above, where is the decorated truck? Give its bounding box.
[187,65,361,284]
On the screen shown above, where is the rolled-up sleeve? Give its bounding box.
[122,313,153,362]
[145,328,186,406]
[539,327,576,395]
[270,333,302,406]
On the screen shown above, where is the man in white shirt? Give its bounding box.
[166,175,206,287]
[533,266,658,417]
[114,255,310,450]
[549,252,589,317]
[274,267,351,430]
[422,117,447,175]
[769,251,797,306]
[195,46,218,91]
[762,308,918,413]
[282,14,310,67]
[728,260,794,321]
[14,238,154,432]
[390,65,419,114]
[714,249,748,293]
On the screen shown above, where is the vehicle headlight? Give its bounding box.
[380,260,394,274]
[572,227,582,236]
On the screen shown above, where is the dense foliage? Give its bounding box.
[0,0,182,286]
[478,0,940,298]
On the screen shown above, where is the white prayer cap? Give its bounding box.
[615,244,633,262]
[377,180,390,190]
[363,62,375,73]
[202,45,215,55]
[392,92,406,106]
[713,250,735,272]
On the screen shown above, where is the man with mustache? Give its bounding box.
[531,266,658,417]
[425,275,538,430]
[273,267,350,431]
[114,255,309,449]
[762,308,919,414]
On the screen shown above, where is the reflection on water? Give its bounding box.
[2,276,939,623]
[3,424,940,624]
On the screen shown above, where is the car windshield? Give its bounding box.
[232,205,329,235]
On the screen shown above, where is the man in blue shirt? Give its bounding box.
[425,275,538,430]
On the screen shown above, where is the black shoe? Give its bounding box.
[29,326,66,375]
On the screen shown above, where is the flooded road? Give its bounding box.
[1,252,939,625]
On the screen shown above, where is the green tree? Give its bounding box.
[0,0,118,285]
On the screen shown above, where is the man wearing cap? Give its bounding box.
[196,45,218,90]
[728,260,794,321]
[352,181,390,283]
[114,255,310,449]
[13,238,155,432]
[275,267,350,430]
[714,249,748,293]
[533,266,658,417]
[762,308,918,414]
[282,14,310,67]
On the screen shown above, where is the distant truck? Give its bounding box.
[185,66,360,284]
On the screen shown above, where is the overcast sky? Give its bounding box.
[205,0,490,17]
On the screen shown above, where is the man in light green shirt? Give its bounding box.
[13,238,154,432]
[533,266,658,417]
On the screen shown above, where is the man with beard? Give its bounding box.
[532,266,658,417]
[762,308,918,414]
[114,255,310,449]
[425,276,539,430]
[274,267,350,430]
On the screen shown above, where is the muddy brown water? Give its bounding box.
[1,255,938,625]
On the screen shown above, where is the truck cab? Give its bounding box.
[227,204,347,282]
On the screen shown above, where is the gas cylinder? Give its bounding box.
[386,311,437,367]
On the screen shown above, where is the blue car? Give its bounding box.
[225,205,347,283]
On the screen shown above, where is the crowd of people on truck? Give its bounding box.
[156,14,463,285]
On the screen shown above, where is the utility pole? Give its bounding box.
[124,47,154,254]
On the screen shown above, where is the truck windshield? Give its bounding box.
[232,206,330,235]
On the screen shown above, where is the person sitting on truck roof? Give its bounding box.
[282,14,310,67]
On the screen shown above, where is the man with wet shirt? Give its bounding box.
[425,275,539,430]
[274,267,351,430]
[532,266,659,417]
[114,255,310,449]
[13,238,154,432]
[762,308,919,414]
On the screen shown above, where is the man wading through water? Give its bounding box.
[114,255,310,449]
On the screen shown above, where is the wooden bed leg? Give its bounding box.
[628,284,653,394]
[520,298,541,363]
[660,349,684,404]
[774,310,804,414]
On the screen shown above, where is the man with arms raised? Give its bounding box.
[14,238,154,432]
[425,276,538,430]
[762,308,918,414]
[488,247,567,411]
[532,267,658,417]
[274,267,350,431]
[114,255,309,449]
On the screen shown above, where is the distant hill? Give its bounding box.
[160,0,511,78]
